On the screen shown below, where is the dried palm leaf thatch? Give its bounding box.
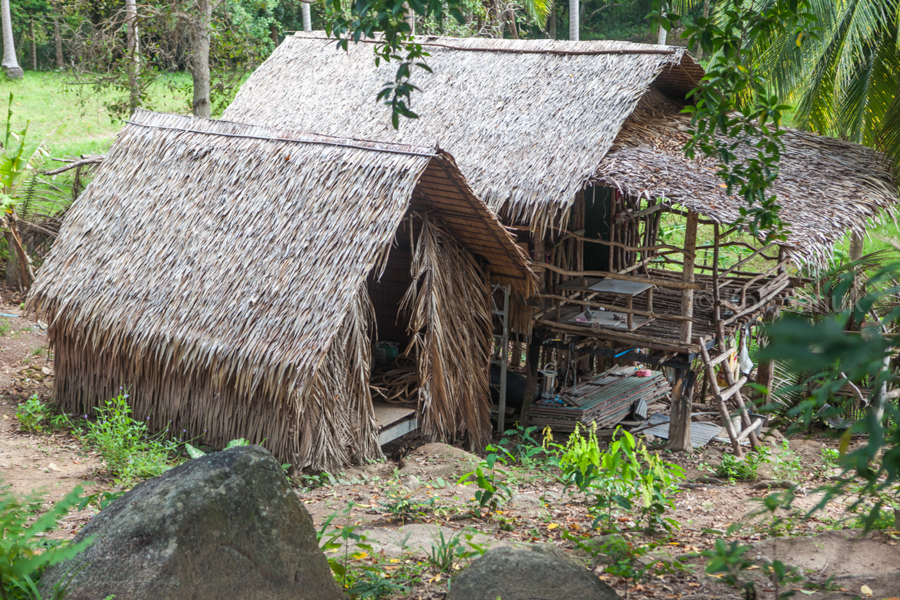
[402,215,493,450]
[223,32,701,236]
[598,91,899,267]
[26,110,531,470]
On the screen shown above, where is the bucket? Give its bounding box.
[540,364,558,399]
[374,341,399,367]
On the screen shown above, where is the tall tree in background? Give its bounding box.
[747,0,900,169]
[125,0,140,114]
[186,0,213,117]
[1,0,23,78]
[569,0,578,39]
[302,0,311,30]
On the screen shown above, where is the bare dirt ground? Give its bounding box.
[2,301,899,599]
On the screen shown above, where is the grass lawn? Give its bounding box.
[2,70,194,160]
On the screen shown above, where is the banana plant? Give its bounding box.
[0,93,49,289]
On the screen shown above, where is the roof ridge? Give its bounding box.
[292,32,680,56]
[127,112,438,158]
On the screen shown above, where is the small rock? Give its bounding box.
[47,463,61,472]
[41,367,51,375]
[448,546,621,600]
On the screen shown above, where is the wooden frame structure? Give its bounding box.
[520,188,794,454]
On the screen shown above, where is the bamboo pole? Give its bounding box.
[680,211,699,343]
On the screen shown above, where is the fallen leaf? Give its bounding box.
[860,584,873,597]
[546,523,559,529]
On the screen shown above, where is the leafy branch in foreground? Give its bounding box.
[0,483,93,600]
[759,261,900,526]
[651,0,819,241]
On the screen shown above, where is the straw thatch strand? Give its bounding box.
[402,215,493,450]
[27,110,531,470]
[223,32,701,235]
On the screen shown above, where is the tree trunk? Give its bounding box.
[849,230,864,261]
[403,2,415,35]
[568,0,579,40]
[657,24,667,45]
[548,6,556,39]
[29,20,36,71]
[53,17,64,69]
[302,2,312,31]
[695,0,710,59]
[126,0,140,114]
[1,0,23,78]
[189,0,213,118]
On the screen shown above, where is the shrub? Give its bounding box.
[79,393,182,485]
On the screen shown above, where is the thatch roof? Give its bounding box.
[598,91,899,264]
[26,110,531,469]
[224,33,897,259]
[223,32,703,233]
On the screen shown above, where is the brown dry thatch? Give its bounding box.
[402,215,493,449]
[26,110,532,471]
[223,33,897,258]
[223,32,702,234]
[598,91,899,265]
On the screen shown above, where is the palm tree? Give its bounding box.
[1,0,23,79]
[749,0,900,166]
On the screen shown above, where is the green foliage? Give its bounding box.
[425,530,484,574]
[702,537,803,600]
[458,444,513,518]
[184,438,249,459]
[78,393,182,485]
[497,424,546,468]
[652,0,819,240]
[567,533,685,597]
[75,490,126,513]
[0,482,93,599]
[316,505,373,588]
[377,485,438,522]
[15,396,52,434]
[716,450,764,482]
[548,425,684,533]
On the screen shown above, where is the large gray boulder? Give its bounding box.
[448,546,621,600]
[41,445,344,600]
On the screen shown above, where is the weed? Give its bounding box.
[458,444,512,518]
[380,488,439,523]
[75,490,126,512]
[498,424,546,468]
[78,393,182,485]
[767,441,802,481]
[0,319,10,336]
[425,530,473,573]
[346,570,408,599]
[549,426,683,534]
[184,438,249,459]
[715,450,765,481]
[29,347,44,358]
[317,505,373,591]
[821,447,841,469]
[0,481,93,599]
[15,395,51,434]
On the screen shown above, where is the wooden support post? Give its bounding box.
[667,365,696,453]
[520,336,542,425]
[680,211,699,344]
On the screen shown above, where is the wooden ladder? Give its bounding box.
[699,338,760,458]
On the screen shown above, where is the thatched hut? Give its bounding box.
[222,33,899,453]
[26,110,532,471]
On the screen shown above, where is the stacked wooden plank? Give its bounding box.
[529,366,670,432]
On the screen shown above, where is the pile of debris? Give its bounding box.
[529,366,670,432]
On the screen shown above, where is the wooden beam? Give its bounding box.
[681,211,699,344]
[667,367,696,453]
[535,263,705,290]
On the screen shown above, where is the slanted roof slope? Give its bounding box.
[223,32,702,232]
[27,110,531,409]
